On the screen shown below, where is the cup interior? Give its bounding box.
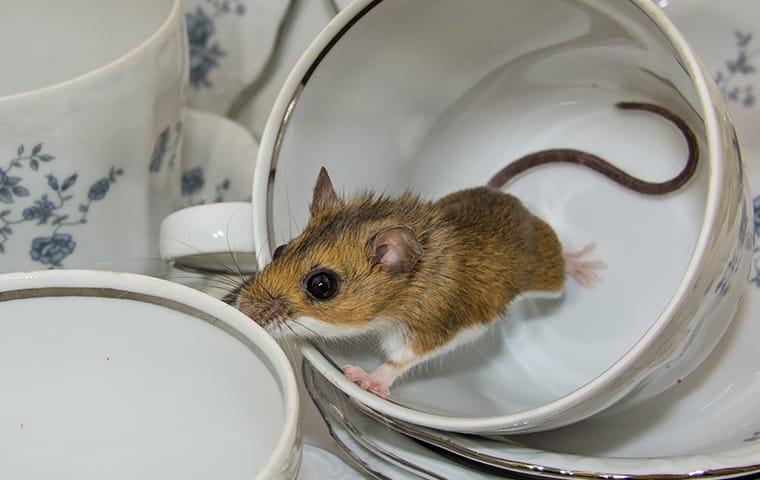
[268,0,710,418]
[0,281,289,477]
[0,0,175,97]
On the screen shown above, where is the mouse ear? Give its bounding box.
[372,226,423,274]
[311,167,342,215]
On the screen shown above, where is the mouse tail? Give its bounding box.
[485,102,699,195]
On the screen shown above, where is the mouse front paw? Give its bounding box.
[564,243,606,287]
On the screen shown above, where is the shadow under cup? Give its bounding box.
[265,1,747,424]
[0,0,184,275]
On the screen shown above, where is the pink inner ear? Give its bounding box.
[373,226,422,273]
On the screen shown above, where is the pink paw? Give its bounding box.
[342,365,391,398]
[563,243,606,288]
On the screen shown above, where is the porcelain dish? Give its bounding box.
[305,272,760,478]
[184,0,290,117]
[0,270,300,480]
[298,0,760,457]
[253,0,751,433]
[0,0,186,275]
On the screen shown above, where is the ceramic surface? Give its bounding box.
[273,0,749,433]
[161,0,750,433]
[341,280,760,478]
[305,362,510,480]
[298,444,364,480]
[0,270,300,479]
[0,0,185,275]
[160,110,258,272]
[184,0,290,117]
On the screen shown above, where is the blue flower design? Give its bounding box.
[22,196,57,224]
[30,233,76,267]
[0,168,29,204]
[185,0,246,89]
[715,31,758,108]
[148,124,182,174]
[182,166,205,196]
[149,127,171,173]
[88,179,110,201]
[0,143,124,267]
[753,195,760,236]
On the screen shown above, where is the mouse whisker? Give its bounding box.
[290,318,321,338]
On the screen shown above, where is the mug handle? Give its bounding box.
[160,109,259,273]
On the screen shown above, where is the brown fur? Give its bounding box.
[237,183,564,356]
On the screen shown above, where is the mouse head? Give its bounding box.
[236,167,428,339]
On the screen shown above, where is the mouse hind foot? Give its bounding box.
[563,243,606,287]
[343,364,394,398]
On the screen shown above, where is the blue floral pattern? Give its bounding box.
[715,31,758,108]
[148,123,182,173]
[0,144,123,267]
[186,0,246,89]
[751,195,760,287]
[181,166,231,205]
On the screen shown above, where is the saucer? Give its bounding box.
[298,444,363,480]
[304,361,500,479]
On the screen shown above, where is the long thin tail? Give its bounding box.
[485,102,699,195]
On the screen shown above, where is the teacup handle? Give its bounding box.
[160,202,258,272]
[160,109,260,273]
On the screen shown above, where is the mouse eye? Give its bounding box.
[304,269,339,301]
[273,243,287,260]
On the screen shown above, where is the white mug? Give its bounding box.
[0,0,253,275]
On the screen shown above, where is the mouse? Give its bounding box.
[228,101,698,398]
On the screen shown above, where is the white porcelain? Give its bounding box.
[0,269,300,479]
[329,286,760,478]
[298,444,363,480]
[234,0,338,139]
[161,109,258,272]
[161,0,750,433]
[184,0,290,116]
[301,2,760,477]
[304,362,505,479]
[178,109,256,208]
[0,0,187,275]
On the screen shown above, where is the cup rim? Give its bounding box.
[254,0,727,431]
[0,0,183,103]
[0,269,300,478]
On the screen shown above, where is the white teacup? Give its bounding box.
[0,0,247,276]
[0,269,300,479]
[162,0,751,433]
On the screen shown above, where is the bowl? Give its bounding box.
[252,0,751,433]
[0,270,300,479]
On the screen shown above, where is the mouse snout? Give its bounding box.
[237,295,289,330]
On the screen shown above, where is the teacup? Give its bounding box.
[0,0,249,276]
[0,269,300,479]
[162,0,752,433]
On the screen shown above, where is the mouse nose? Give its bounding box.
[238,296,288,327]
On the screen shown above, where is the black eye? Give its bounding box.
[305,270,339,300]
[273,244,287,260]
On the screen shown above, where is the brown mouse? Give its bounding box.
[230,101,698,397]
